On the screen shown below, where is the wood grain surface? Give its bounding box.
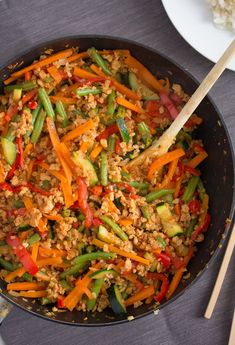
[0,1,235,344]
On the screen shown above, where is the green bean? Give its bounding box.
[55,101,69,127]
[27,233,40,246]
[88,47,112,76]
[76,88,102,96]
[87,278,104,311]
[100,152,108,186]
[72,251,116,265]
[0,258,14,271]
[59,279,71,291]
[116,118,130,143]
[5,127,15,142]
[22,272,33,282]
[197,178,206,202]
[129,181,150,190]
[108,135,115,153]
[107,90,116,115]
[145,189,175,203]
[4,81,37,92]
[185,218,198,237]
[77,243,86,255]
[99,215,128,241]
[141,206,150,220]
[182,176,200,203]
[60,262,86,279]
[32,103,42,126]
[138,121,153,147]
[38,87,55,119]
[30,109,46,144]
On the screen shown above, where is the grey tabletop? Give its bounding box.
[0,1,235,344]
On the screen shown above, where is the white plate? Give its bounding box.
[162,0,235,71]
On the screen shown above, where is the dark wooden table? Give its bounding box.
[0,1,235,344]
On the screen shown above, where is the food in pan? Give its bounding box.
[0,47,210,314]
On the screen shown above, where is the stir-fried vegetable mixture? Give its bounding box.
[0,47,210,315]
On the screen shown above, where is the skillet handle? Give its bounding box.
[0,295,13,325]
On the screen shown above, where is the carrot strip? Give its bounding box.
[44,214,63,222]
[62,119,95,142]
[22,89,38,106]
[38,247,65,258]
[118,218,133,226]
[125,285,155,306]
[67,52,89,63]
[47,66,62,84]
[186,152,208,169]
[107,199,119,214]
[159,159,178,188]
[35,272,50,282]
[11,49,73,78]
[90,144,103,160]
[57,143,77,170]
[7,282,44,291]
[36,257,63,267]
[79,141,90,153]
[19,230,31,241]
[116,97,143,113]
[124,55,167,93]
[73,66,98,79]
[31,242,39,262]
[23,197,47,233]
[25,71,32,81]
[50,96,77,104]
[174,203,181,217]
[90,64,140,101]
[27,160,34,181]
[4,76,18,86]
[148,148,185,180]
[37,162,66,183]
[0,161,5,183]
[92,239,150,265]
[174,175,183,199]
[166,247,194,299]
[5,267,26,283]
[19,290,47,298]
[61,180,74,208]
[24,142,33,158]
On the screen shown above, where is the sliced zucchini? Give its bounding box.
[1,137,17,165]
[128,72,159,100]
[13,89,22,102]
[97,225,121,245]
[156,203,183,237]
[72,151,98,186]
[108,284,127,315]
[89,268,118,279]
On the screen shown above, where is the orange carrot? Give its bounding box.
[36,257,63,267]
[79,141,90,153]
[11,49,73,78]
[73,66,98,79]
[92,239,150,265]
[4,76,18,86]
[57,82,81,96]
[19,230,31,241]
[148,148,185,180]
[57,143,77,170]
[166,247,194,299]
[159,159,178,188]
[5,267,26,283]
[31,242,39,262]
[174,203,181,217]
[44,214,63,222]
[19,290,47,298]
[23,142,33,158]
[23,196,47,233]
[22,89,38,106]
[27,160,34,181]
[25,71,32,81]
[61,180,74,208]
[89,64,106,77]
[47,65,62,84]
[62,119,95,142]
[186,151,208,169]
[50,96,77,104]
[118,218,133,226]
[125,285,155,306]
[37,161,66,183]
[38,247,66,258]
[7,282,44,291]
[124,54,167,93]
[0,161,5,183]
[174,175,183,199]
[67,52,89,63]
[90,144,103,160]
[116,97,143,113]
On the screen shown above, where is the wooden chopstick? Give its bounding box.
[204,223,235,319]
[127,39,235,169]
[228,309,235,345]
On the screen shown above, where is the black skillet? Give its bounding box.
[0,35,234,326]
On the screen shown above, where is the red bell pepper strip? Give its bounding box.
[21,89,38,106]
[77,177,93,228]
[160,92,179,119]
[6,235,38,275]
[16,137,24,169]
[5,104,19,122]
[170,255,184,269]
[192,143,206,154]
[170,92,184,105]
[92,217,103,227]
[147,272,169,302]
[26,182,51,196]
[156,252,171,269]
[115,139,120,154]
[0,182,13,192]
[188,199,201,214]
[191,213,211,241]
[184,165,200,176]
[96,124,119,141]
[57,296,65,308]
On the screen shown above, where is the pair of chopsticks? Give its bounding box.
[127,38,235,345]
